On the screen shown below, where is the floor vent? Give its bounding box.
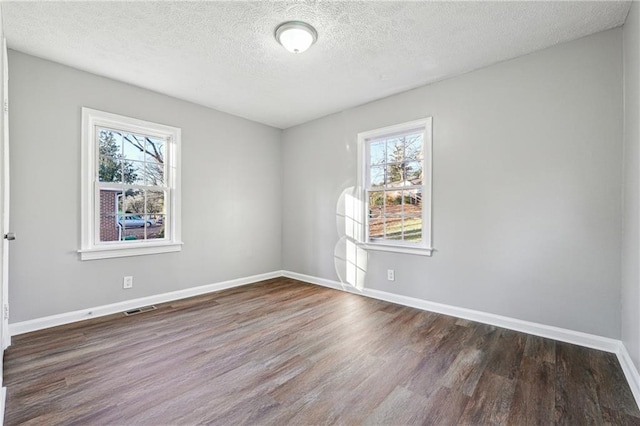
[123,305,157,316]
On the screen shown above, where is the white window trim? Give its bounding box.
[357,117,433,256]
[79,108,182,260]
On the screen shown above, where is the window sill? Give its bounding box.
[358,242,433,257]
[78,242,183,261]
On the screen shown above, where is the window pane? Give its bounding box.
[370,140,386,166]
[146,190,166,240]
[121,225,140,241]
[120,188,145,215]
[147,190,166,215]
[98,129,123,183]
[404,161,423,185]
[387,164,411,186]
[404,216,423,242]
[404,134,423,161]
[143,163,163,186]
[146,137,165,185]
[98,160,123,183]
[146,138,164,186]
[369,217,384,240]
[385,215,403,240]
[370,166,385,188]
[117,213,153,241]
[368,191,384,217]
[403,189,422,216]
[98,188,122,242]
[128,160,146,186]
[122,133,145,162]
[147,214,166,240]
[386,138,404,164]
[386,191,402,215]
[145,137,165,162]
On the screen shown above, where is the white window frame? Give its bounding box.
[79,108,182,260]
[357,117,433,256]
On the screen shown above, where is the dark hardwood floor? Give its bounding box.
[3,278,639,425]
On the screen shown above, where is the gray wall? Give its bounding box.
[282,29,623,338]
[8,50,282,322]
[623,1,640,370]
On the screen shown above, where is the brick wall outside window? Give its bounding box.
[99,190,120,242]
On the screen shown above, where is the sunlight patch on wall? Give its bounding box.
[334,187,367,290]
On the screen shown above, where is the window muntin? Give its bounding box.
[358,118,432,255]
[80,108,182,260]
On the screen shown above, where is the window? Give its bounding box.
[357,117,433,256]
[79,108,182,260]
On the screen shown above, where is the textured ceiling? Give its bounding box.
[1,1,632,129]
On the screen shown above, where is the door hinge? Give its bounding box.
[4,304,8,320]
[3,99,7,113]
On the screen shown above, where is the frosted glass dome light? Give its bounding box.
[275,21,318,54]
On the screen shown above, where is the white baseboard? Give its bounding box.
[9,270,282,336]
[0,386,5,426]
[616,343,640,408]
[282,270,620,353]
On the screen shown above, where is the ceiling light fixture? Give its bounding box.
[275,21,318,54]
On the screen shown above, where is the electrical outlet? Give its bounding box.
[123,276,133,289]
[387,269,395,281]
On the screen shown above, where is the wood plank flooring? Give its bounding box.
[3,278,640,425]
